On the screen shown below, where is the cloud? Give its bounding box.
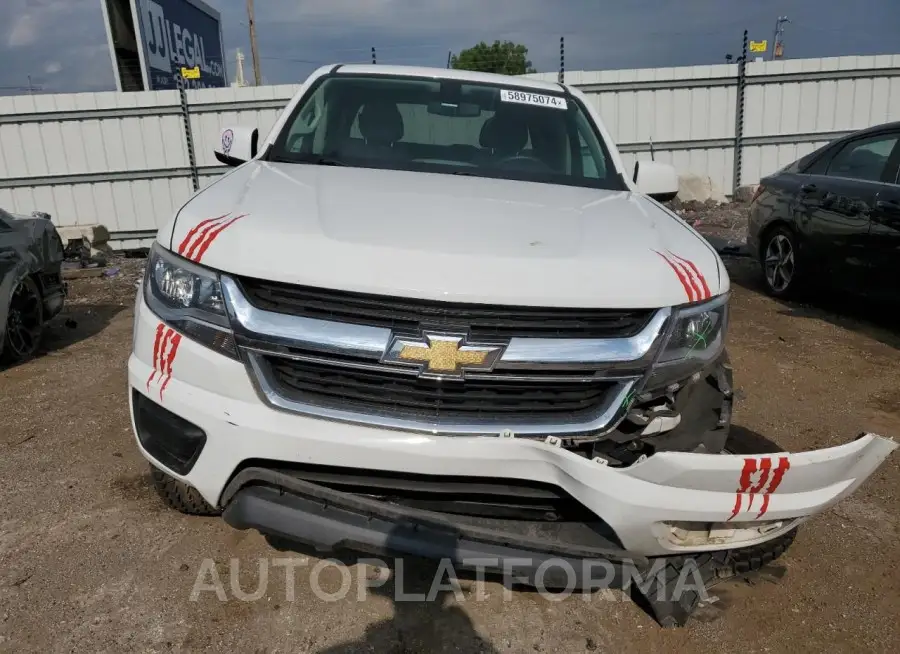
[0,0,111,92]
[6,14,37,48]
[1,0,898,95]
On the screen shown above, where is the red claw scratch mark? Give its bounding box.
[158,333,182,399]
[675,257,703,301]
[177,212,229,255]
[193,214,246,263]
[654,250,712,301]
[747,457,773,510]
[654,250,695,301]
[727,456,791,521]
[146,322,165,391]
[146,324,183,401]
[177,213,248,262]
[757,457,790,519]
[728,458,758,520]
[668,251,711,300]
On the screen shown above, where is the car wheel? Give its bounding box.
[1,276,44,364]
[760,226,801,298]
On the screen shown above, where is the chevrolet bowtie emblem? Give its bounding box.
[382,333,504,377]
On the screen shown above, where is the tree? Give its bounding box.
[450,41,537,76]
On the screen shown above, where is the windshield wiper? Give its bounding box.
[272,153,349,167]
[306,156,348,167]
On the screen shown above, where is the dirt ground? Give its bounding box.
[1,235,899,653]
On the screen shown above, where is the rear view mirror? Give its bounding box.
[214,126,259,167]
[427,102,482,118]
[633,160,678,202]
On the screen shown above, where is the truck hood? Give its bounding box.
[167,161,725,308]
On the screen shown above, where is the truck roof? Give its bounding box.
[334,64,567,93]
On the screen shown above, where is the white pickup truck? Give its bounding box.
[129,64,895,626]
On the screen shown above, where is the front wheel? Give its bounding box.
[760,226,802,299]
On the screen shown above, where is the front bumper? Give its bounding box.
[128,296,897,558]
[221,466,643,589]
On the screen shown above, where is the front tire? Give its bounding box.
[634,529,798,628]
[150,466,220,516]
[760,226,802,299]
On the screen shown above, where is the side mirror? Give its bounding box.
[633,160,678,202]
[214,126,259,167]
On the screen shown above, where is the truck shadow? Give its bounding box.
[42,303,125,350]
[282,535,499,654]
[723,254,900,351]
[0,303,125,372]
[725,424,784,454]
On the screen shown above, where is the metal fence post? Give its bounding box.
[732,30,748,195]
[558,37,565,84]
[176,74,200,193]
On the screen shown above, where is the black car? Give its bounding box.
[0,208,66,363]
[747,121,900,299]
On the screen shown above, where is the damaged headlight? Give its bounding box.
[646,294,728,389]
[144,243,238,359]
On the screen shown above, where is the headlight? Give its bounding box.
[144,243,238,359]
[646,294,728,390]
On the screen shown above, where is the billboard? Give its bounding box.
[102,0,228,91]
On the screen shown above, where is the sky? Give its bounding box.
[0,0,898,94]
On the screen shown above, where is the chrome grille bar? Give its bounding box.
[221,275,669,437]
[223,276,670,366]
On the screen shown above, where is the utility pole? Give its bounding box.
[246,0,262,85]
[771,16,789,60]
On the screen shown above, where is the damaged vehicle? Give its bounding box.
[127,65,897,626]
[0,208,66,364]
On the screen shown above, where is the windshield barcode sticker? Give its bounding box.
[500,89,567,110]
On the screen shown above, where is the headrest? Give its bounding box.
[479,114,529,155]
[358,102,404,145]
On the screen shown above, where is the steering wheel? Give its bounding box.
[496,154,553,173]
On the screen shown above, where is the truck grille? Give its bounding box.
[264,355,618,421]
[236,276,654,339]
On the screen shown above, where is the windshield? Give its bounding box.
[269,73,625,191]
